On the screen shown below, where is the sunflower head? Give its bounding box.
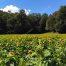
[28,50,32,56]
[8,51,15,57]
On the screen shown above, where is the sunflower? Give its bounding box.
[28,50,32,56]
[8,51,15,57]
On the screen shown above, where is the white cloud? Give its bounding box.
[25,9,31,15]
[0,5,31,15]
[0,5,20,13]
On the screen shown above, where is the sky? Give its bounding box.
[0,0,66,15]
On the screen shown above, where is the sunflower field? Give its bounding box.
[0,33,66,66]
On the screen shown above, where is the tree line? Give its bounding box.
[0,5,66,34]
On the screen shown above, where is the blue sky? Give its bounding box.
[0,0,66,15]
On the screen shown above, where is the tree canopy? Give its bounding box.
[0,5,66,34]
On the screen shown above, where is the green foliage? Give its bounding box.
[1,5,66,33]
[40,13,48,33]
[46,15,56,32]
[46,5,66,33]
[0,35,66,66]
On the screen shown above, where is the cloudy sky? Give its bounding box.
[0,0,66,15]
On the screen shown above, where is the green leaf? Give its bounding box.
[44,50,51,57]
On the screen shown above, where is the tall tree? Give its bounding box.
[39,13,48,33]
[27,13,41,33]
[46,15,56,32]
